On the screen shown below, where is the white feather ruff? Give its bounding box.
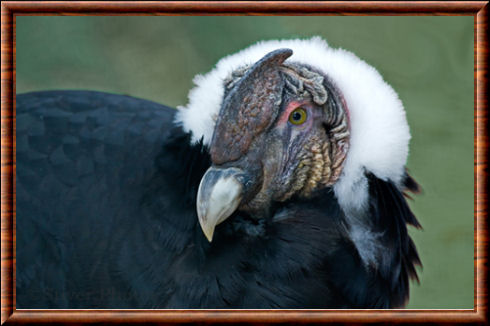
[175,37,410,219]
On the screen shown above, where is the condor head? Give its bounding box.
[196,49,350,242]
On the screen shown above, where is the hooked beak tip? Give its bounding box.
[197,206,215,242]
[196,167,245,243]
[203,227,215,243]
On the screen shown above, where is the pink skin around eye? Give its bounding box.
[277,100,310,126]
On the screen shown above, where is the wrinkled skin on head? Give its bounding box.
[197,49,350,241]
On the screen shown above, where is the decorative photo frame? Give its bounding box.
[1,1,487,324]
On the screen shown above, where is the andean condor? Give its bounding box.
[16,37,421,309]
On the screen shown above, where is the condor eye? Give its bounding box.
[288,107,307,125]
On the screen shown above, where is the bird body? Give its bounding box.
[16,37,421,309]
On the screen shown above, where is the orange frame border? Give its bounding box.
[1,1,488,324]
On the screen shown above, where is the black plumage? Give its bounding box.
[16,89,420,309]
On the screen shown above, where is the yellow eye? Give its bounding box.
[288,107,307,125]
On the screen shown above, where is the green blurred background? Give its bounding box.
[16,16,474,309]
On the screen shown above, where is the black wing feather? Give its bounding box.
[16,90,177,308]
[366,172,421,307]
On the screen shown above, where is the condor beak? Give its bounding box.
[196,167,245,242]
